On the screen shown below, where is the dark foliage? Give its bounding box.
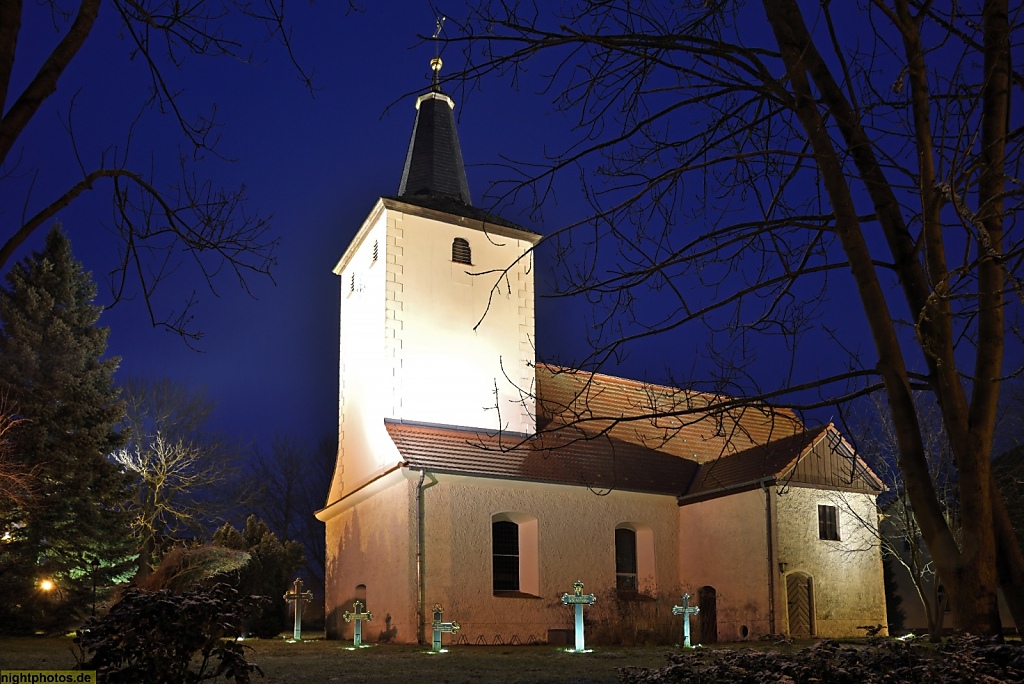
[0,225,132,633]
[136,545,251,593]
[993,448,1024,551]
[74,583,265,684]
[882,555,906,635]
[213,516,304,638]
[619,635,1024,683]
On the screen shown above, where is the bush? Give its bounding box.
[74,583,265,684]
[618,634,1024,683]
[213,516,304,638]
[557,586,683,647]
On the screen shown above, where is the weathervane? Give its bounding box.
[431,16,446,90]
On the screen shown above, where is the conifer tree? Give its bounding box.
[214,516,304,638]
[0,225,132,632]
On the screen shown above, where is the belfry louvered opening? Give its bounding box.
[452,237,471,265]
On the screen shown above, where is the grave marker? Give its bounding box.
[672,593,700,647]
[430,604,460,651]
[283,577,314,641]
[560,580,596,651]
[342,600,373,647]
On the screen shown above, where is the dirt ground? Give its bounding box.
[0,634,680,683]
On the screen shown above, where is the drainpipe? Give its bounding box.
[415,470,439,645]
[761,479,776,635]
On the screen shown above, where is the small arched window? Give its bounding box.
[452,238,472,265]
[492,512,539,596]
[615,522,656,594]
[615,527,638,591]
[492,520,519,591]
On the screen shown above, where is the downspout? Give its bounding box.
[761,479,776,635]
[415,469,439,645]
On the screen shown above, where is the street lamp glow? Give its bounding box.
[39,579,54,592]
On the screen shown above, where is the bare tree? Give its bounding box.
[122,375,218,449]
[837,395,959,639]
[116,376,239,578]
[0,1,347,340]
[443,0,1024,635]
[245,433,333,588]
[112,434,235,579]
[0,395,34,510]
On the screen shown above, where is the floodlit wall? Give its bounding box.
[331,203,403,498]
[384,207,536,436]
[775,486,887,637]
[678,488,777,641]
[322,472,415,642]
[330,200,537,500]
[418,475,679,644]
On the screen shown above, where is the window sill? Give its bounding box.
[492,591,542,599]
[615,590,656,602]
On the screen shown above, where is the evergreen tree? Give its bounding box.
[0,225,132,633]
[213,516,304,638]
[882,554,906,635]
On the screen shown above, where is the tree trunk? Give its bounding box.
[762,0,1007,635]
[994,484,1024,631]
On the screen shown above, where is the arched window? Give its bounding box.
[492,512,539,596]
[615,523,656,593]
[492,520,519,591]
[615,528,638,591]
[452,237,472,264]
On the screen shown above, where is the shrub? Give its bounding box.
[74,583,265,684]
[619,634,1024,683]
[213,516,304,638]
[555,586,683,647]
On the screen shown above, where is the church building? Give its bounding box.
[317,61,888,645]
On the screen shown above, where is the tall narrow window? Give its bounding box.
[372,240,379,262]
[818,505,840,540]
[452,237,472,265]
[492,520,519,591]
[615,527,638,592]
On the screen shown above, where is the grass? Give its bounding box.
[0,633,679,683]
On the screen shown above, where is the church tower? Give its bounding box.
[329,59,541,499]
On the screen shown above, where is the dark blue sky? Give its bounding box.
[7,2,1018,451]
[6,2,594,447]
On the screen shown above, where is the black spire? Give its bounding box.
[397,58,472,206]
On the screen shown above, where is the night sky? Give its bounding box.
[7,3,1019,452]
[7,3,595,448]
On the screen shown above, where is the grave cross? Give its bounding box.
[342,600,373,647]
[560,580,597,651]
[283,577,314,641]
[430,604,460,651]
[672,593,700,647]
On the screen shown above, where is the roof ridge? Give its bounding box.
[535,363,798,416]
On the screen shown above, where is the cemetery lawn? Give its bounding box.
[0,634,677,683]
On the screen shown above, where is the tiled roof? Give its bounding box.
[382,367,879,500]
[684,426,830,500]
[535,364,806,464]
[386,421,699,496]
[397,91,472,205]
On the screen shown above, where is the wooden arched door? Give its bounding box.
[698,585,718,644]
[786,573,813,637]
